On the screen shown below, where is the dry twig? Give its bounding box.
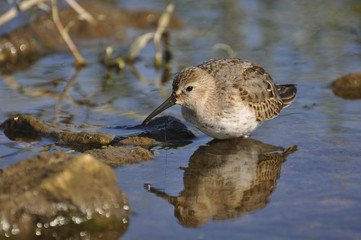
[0,0,48,26]
[51,0,87,66]
[127,3,174,67]
[128,32,155,61]
[64,0,96,25]
[212,43,236,58]
[153,3,174,68]
[1,0,96,66]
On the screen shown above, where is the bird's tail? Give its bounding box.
[277,84,297,108]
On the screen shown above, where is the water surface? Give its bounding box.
[1,0,361,239]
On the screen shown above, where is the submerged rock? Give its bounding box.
[331,72,361,99]
[86,145,153,166]
[1,114,195,166]
[139,116,195,142]
[1,114,194,147]
[0,151,130,239]
[116,136,159,146]
[1,115,115,149]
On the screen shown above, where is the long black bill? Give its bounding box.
[142,94,176,126]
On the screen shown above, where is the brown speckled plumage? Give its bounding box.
[196,58,295,121]
[143,58,297,139]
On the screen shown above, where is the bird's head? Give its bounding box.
[142,67,214,125]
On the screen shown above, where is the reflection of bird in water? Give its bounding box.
[145,138,297,228]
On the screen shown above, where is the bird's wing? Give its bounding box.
[198,58,284,121]
[238,67,284,121]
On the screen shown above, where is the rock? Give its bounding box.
[86,145,153,166]
[1,114,194,146]
[139,116,195,142]
[1,115,115,149]
[116,136,159,146]
[331,72,361,99]
[1,115,159,166]
[0,152,130,239]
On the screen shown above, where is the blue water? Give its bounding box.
[1,0,361,239]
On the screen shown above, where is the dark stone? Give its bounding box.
[139,116,195,142]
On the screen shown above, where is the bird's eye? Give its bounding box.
[186,86,193,92]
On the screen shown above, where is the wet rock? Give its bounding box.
[1,115,115,149]
[116,136,159,146]
[86,145,153,166]
[1,115,157,166]
[0,151,130,239]
[331,72,361,99]
[1,114,192,160]
[139,116,195,142]
[1,114,195,144]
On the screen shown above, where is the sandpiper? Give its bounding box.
[142,58,297,139]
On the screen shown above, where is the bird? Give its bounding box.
[142,58,297,139]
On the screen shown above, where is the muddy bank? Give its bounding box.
[0,1,183,73]
[146,138,297,227]
[331,72,361,100]
[0,151,130,239]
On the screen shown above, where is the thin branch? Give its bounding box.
[51,0,86,66]
[64,0,96,26]
[153,3,174,68]
[212,43,236,58]
[128,32,155,61]
[0,0,48,26]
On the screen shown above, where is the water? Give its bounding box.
[1,0,361,239]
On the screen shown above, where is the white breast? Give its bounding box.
[182,105,260,139]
